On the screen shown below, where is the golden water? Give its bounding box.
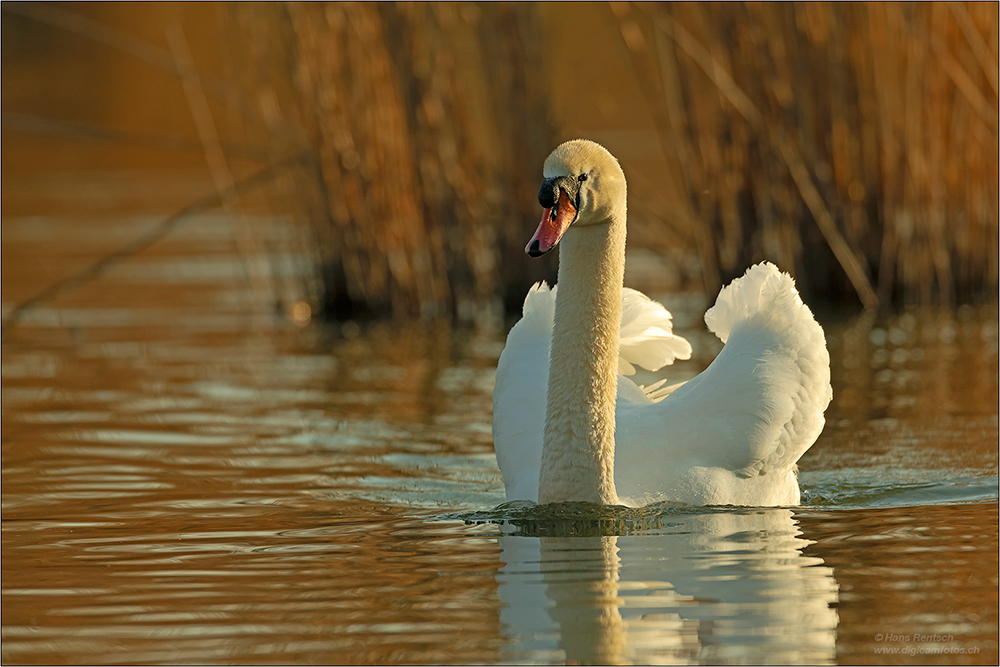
[2,208,997,665]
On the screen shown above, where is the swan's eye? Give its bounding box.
[578,173,588,182]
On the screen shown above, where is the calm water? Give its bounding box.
[2,211,997,665]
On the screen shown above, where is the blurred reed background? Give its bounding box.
[611,2,999,309]
[230,3,555,323]
[3,2,998,326]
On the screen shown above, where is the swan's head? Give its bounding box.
[526,139,626,257]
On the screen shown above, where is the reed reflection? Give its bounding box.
[496,508,839,665]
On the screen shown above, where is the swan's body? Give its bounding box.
[493,140,832,507]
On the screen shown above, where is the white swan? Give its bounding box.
[492,139,832,507]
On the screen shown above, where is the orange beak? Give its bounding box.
[525,189,577,257]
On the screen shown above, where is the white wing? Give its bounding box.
[492,283,552,502]
[615,263,832,505]
[618,288,693,375]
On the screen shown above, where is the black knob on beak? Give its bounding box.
[538,175,580,210]
[538,178,559,209]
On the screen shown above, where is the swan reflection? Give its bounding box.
[497,508,838,665]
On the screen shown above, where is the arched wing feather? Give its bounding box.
[616,264,831,499]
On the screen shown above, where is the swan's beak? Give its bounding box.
[526,189,577,257]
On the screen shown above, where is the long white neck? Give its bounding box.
[538,214,626,504]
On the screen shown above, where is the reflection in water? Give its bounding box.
[497,509,837,664]
[499,533,626,664]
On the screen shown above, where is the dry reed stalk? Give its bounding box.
[613,2,997,308]
[0,153,308,337]
[2,3,318,332]
[950,2,1000,97]
[612,2,722,296]
[234,2,554,322]
[225,4,329,314]
[619,2,879,308]
[167,24,275,308]
[2,2,307,150]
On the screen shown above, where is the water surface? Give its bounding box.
[3,210,997,664]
